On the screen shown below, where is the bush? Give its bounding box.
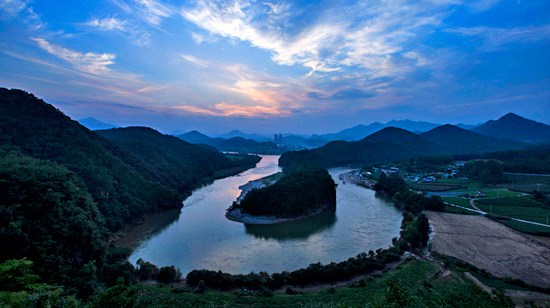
[156,266,181,283]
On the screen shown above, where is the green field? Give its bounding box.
[441,197,479,215]
[476,197,550,225]
[442,197,475,209]
[497,219,550,236]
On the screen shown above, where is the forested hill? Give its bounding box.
[0,88,258,231]
[177,130,280,154]
[279,127,444,168]
[279,125,527,168]
[97,127,260,194]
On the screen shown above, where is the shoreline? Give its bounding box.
[225,202,334,225]
[227,172,336,225]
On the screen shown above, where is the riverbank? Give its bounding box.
[339,170,376,188]
[225,202,333,225]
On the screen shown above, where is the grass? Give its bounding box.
[405,181,462,192]
[442,197,474,209]
[498,219,550,236]
[476,197,550,225]
[137,259,514,308]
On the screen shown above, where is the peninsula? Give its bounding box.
[226,161,337,224]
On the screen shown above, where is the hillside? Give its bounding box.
[96,127,259,195]
[420,124,526,154]
[0,88,258,231]
[280,127,443,168]
[178,131,280,154]
[363,127,444,154]
[472,113,550,143]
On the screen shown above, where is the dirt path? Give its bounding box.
[426,211,550,288]
[469,199,484,212]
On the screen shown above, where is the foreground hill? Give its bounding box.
[420,124,526,154]
[178,130,280,154]
[472,113,550,143]
[0,88,258,231]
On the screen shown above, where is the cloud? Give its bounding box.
[181,54,210,68]
[31,37,117,75]
[445,25,550,50]
[173,102,290,118]
[0,0,27,15]
[0,0,44,29]
[110,0,174,27]
[85,16,151,45]
[180,0,449,77]
[86,17,128,31]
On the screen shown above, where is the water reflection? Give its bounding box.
[244,208,337,241]
[115,209,181,248]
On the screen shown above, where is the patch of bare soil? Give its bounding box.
[426,211,550,288]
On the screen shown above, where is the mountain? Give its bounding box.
[455,123,480,130]
[96,127,259,194]
[420,124,526,154]
[472,113,550,143]
[78,117,118,130]
[315,123,386,141]
[385,120,440,133]
[0,88,257,231]
[316,120,441,142]
[178,131,280,154]
[363,126,445,155]
[179,130,212,144]
[279,127,444,168]
[218,129,269,142]
[281,135,330,148]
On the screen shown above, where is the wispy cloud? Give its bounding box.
[86,17,128,31]
[84,16,151,45]
[180,0,449,77]
[181,54,210,68]
[0,0,27,15]
[0,0,45,29]
[446,25,550,50]
[31,37,117,75]
[173,102,290,118]
[111,0,173,26]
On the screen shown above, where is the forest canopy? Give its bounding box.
[234,161,336,217]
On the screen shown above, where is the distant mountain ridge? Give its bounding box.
[472,113,550,143]
[178,130,280,154]
[78,117,118,130]
[420,124,526,154]
[280,123,528,168]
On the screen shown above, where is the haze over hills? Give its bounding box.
[279,127,446,168]
[280,123,530,168]
[420,124,527,154]
[472,113,550,143]
[217,129,270,142]
[178,130,280,154]
[78,117,119,130]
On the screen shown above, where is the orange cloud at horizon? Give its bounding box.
[172,102,291,118]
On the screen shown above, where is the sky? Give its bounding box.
[0,0,549,135]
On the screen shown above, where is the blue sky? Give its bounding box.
[0,0,549,135]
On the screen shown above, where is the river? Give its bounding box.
[128,155,402,275]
